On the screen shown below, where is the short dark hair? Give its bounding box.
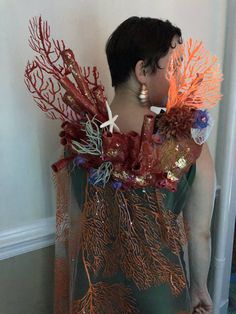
[105,16,182,87]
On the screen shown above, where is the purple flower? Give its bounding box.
[74,156,86,166]
[112,181,122,190]
[193,110,209,129]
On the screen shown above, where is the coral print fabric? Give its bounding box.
[54,163,196,313]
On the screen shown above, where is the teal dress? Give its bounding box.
[54,162,196,314]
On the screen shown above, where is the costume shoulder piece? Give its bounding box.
[25,17,223,192]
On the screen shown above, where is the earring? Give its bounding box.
[138,84,149,104]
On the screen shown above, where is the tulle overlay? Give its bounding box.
[53,160,196,314]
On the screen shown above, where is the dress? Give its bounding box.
[54,162,196,314]
[24,16,223,314]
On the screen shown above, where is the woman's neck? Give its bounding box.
[110,84,154,134]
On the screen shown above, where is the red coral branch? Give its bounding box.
[24,60,80,123]
[28,16,65,77]
[25,16,107,124]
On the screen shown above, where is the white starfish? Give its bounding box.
[150,106,166,115]
[100,101,120,133]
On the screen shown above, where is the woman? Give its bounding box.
[105,17,215,314]
[25,15,221,314]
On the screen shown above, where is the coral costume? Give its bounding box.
[25,17,222,314]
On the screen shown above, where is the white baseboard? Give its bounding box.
[0,217,56,260]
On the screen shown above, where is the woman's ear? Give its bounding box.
[134,60,147,84]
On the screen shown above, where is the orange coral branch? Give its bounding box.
[166,38,223,112]
[72,282,138,314]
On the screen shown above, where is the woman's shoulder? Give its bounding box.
[195,143,215,177]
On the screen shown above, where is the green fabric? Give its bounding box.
[163,163,196,215]
[69,163,196,313]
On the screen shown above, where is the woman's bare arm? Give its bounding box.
[183,142,216,290]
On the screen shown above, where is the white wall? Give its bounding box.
[210,1,236,311]
[0,0,227,231]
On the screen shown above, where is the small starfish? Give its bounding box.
[150,106,166,115]
[100,101,120,133]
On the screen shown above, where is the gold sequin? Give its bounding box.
[107,149,119,158]
[134,176,146,186]
[113,170,129,180]
[175,157,187,169]
[167,171,179,182]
